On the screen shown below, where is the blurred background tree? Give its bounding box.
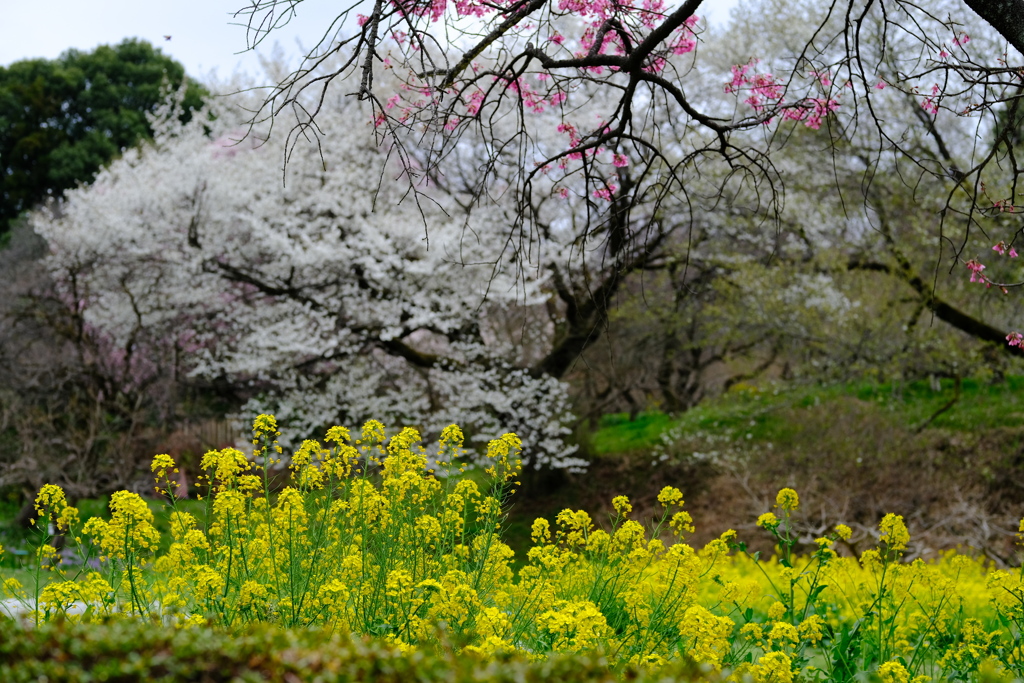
[0,39,206,241]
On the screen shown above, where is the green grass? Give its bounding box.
[592,375,1024,455]
[590,412,676,454]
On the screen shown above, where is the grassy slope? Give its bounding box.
[508,375,1024,561]
[590,376,1024,455]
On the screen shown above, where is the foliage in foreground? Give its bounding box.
[6,416,1024,682]
[0,617,721,683]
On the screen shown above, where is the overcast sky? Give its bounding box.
[1,0,741,81]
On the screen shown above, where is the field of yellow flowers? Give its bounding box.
[3,415,1024,682]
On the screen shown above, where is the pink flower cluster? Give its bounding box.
[920,84,940,116]
[573,12,696,75]
[993,241,1019,258]
[782,98,840,130]
[725,60,784,112]
[390,0,449,21]
[504,77,551,113]
[1008,332,1024,347]
[965,259,987,284]
[726,61,841,129]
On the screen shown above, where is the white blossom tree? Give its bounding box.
[30,90,587,469]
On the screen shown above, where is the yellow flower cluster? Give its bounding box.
[81,490,160,561]
[34,483,79,532]
[14,419,1024,682]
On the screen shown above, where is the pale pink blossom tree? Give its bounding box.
[237,0,1024,349]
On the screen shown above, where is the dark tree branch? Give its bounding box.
[961,0,1024,55]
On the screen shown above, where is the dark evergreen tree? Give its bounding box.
[0,39,206,237]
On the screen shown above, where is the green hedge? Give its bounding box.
[0,617,715,682]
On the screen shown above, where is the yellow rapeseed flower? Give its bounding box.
[835,524,852,540]
[83,490,160,560]
[34,484,68,516]
[253,414,278,436]
[757,512,779,529]
[151,453,176,476]
[192,565,226,602]
[555,509,593,548]
[531,518,552,545]
[657,486,684,508]
[536,600,611,652]
[2,577,23,597]
[767,601,787,621]
[878,513,910,552]
[775,488,799,512]
[678,604,734,669]
[439,424,464,449]
[878,661,910,683]
[612,495,632,516]
[360,419,387,445]
[670,511,695,537]
[768,621,799,646]
[798,614,825,644]
[325,425,351,444]
[34,484,78,531]
[753,651,794,683]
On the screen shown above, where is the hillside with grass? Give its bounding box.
[508,376,1024,563]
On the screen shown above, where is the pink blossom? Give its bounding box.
[1008,332,1024,347]
[725,62,753,93]
[782,107,807,122]
[810,70,832,87]
[804,98,840,129]
[612,153,629,167]
[939,49,949,59]
[726,61,785,113]
[357,14,369,26]
[921,97,939,115]
[557,122,581,146]
[965,259,987,283]
[558,187,570,199]
[993,241,1007,255]
[875,81,886,89]
[668,25,697,55]
[454,0,489,17]
[1011,248,1019,258]
[592,186,616,200]
[386,94,402,110]
[395,0,448,21]
[464,90,485,115]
